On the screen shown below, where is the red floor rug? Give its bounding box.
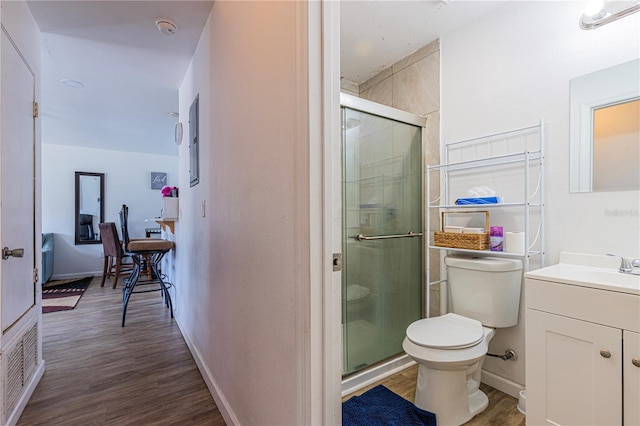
[42,276,93,314]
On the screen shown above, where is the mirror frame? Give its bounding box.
[569,59,640,192]
[74,171,104,245]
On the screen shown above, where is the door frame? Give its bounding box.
[307,0,342,423]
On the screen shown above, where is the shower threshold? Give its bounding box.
[341,353,415,397]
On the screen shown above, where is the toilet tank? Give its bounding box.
[445,256,523,328]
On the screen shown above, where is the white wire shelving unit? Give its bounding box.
[425,120,545,317]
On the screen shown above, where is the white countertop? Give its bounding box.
[525,252,640,296]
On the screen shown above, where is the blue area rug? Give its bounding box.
[343,385,437,426]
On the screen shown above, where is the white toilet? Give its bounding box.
[403,256,523,426]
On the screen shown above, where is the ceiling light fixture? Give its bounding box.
[579,1,640,30]
[155,18,177,36]
[60,78,85,88]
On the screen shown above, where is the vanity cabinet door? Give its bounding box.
[526,309,622,425]
[624,330,640,426]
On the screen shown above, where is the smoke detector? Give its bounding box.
[155,18,177,36]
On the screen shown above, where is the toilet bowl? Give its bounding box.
[345,284,371,319]
[403,256,523,426]
[403,313,496,425]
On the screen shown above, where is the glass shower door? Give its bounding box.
[342,105,423,375]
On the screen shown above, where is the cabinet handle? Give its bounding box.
[600,350,612,359]
[633,358,640,368]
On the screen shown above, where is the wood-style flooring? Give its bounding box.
[343,364,526,426]
[18,277,225,426]
[21,275,523,425]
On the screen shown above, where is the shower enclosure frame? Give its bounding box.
[339,93,427,393]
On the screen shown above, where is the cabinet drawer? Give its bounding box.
[526,278,640,332]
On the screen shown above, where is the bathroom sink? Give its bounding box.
[568,268,640,288]
[525,253,640,295]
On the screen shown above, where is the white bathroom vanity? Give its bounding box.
[525,252,640,425]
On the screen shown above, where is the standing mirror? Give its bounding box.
[75,172,104,245]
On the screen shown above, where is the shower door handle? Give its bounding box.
[353,231,423,241]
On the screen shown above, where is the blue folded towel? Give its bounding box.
[342,385,437,426]
[455,196,503,205]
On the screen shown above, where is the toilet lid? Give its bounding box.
[406,313,484,349]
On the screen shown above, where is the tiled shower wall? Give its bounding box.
[341,39,441,317]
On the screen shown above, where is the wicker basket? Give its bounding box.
[434,210,490,250]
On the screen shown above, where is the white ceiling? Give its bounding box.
[27,1,507,156]
[27,0,214,156]
[341,0,507,84]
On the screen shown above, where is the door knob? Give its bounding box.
[633,358,640,368]
[600,349,612,359]
[2,247,24,260]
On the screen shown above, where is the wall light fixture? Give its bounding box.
[579,0,640,30]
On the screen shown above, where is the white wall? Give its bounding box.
[41,144,178,278]
[176,2,313,425]
[441,2,640,389]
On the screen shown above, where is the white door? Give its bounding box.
[526,309,622,425]
[624,330,640,426]
[1,28,37,331]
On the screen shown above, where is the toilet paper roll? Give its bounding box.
[505,232,525,254]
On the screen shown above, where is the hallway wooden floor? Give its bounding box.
[18,277,225,425]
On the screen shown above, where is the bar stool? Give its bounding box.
[121,238,175,327]
[119,204,154,280]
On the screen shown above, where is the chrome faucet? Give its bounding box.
[607,254,640,275]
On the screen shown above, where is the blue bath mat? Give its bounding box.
[342,385,437,426]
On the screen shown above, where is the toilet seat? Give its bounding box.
[406,313,484,349]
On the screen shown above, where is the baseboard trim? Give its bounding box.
[174,313,240,426]
[481,369,524,399]
[50,271,102,281]
[6,361,45,426]
[341,354,415,397]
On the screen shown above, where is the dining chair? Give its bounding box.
[119,204,133,249]
[98,222,133,289]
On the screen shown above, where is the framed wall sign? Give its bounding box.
[151,172,168,190]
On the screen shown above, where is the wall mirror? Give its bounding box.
[569,59,640,192]
[75,172,104,245]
